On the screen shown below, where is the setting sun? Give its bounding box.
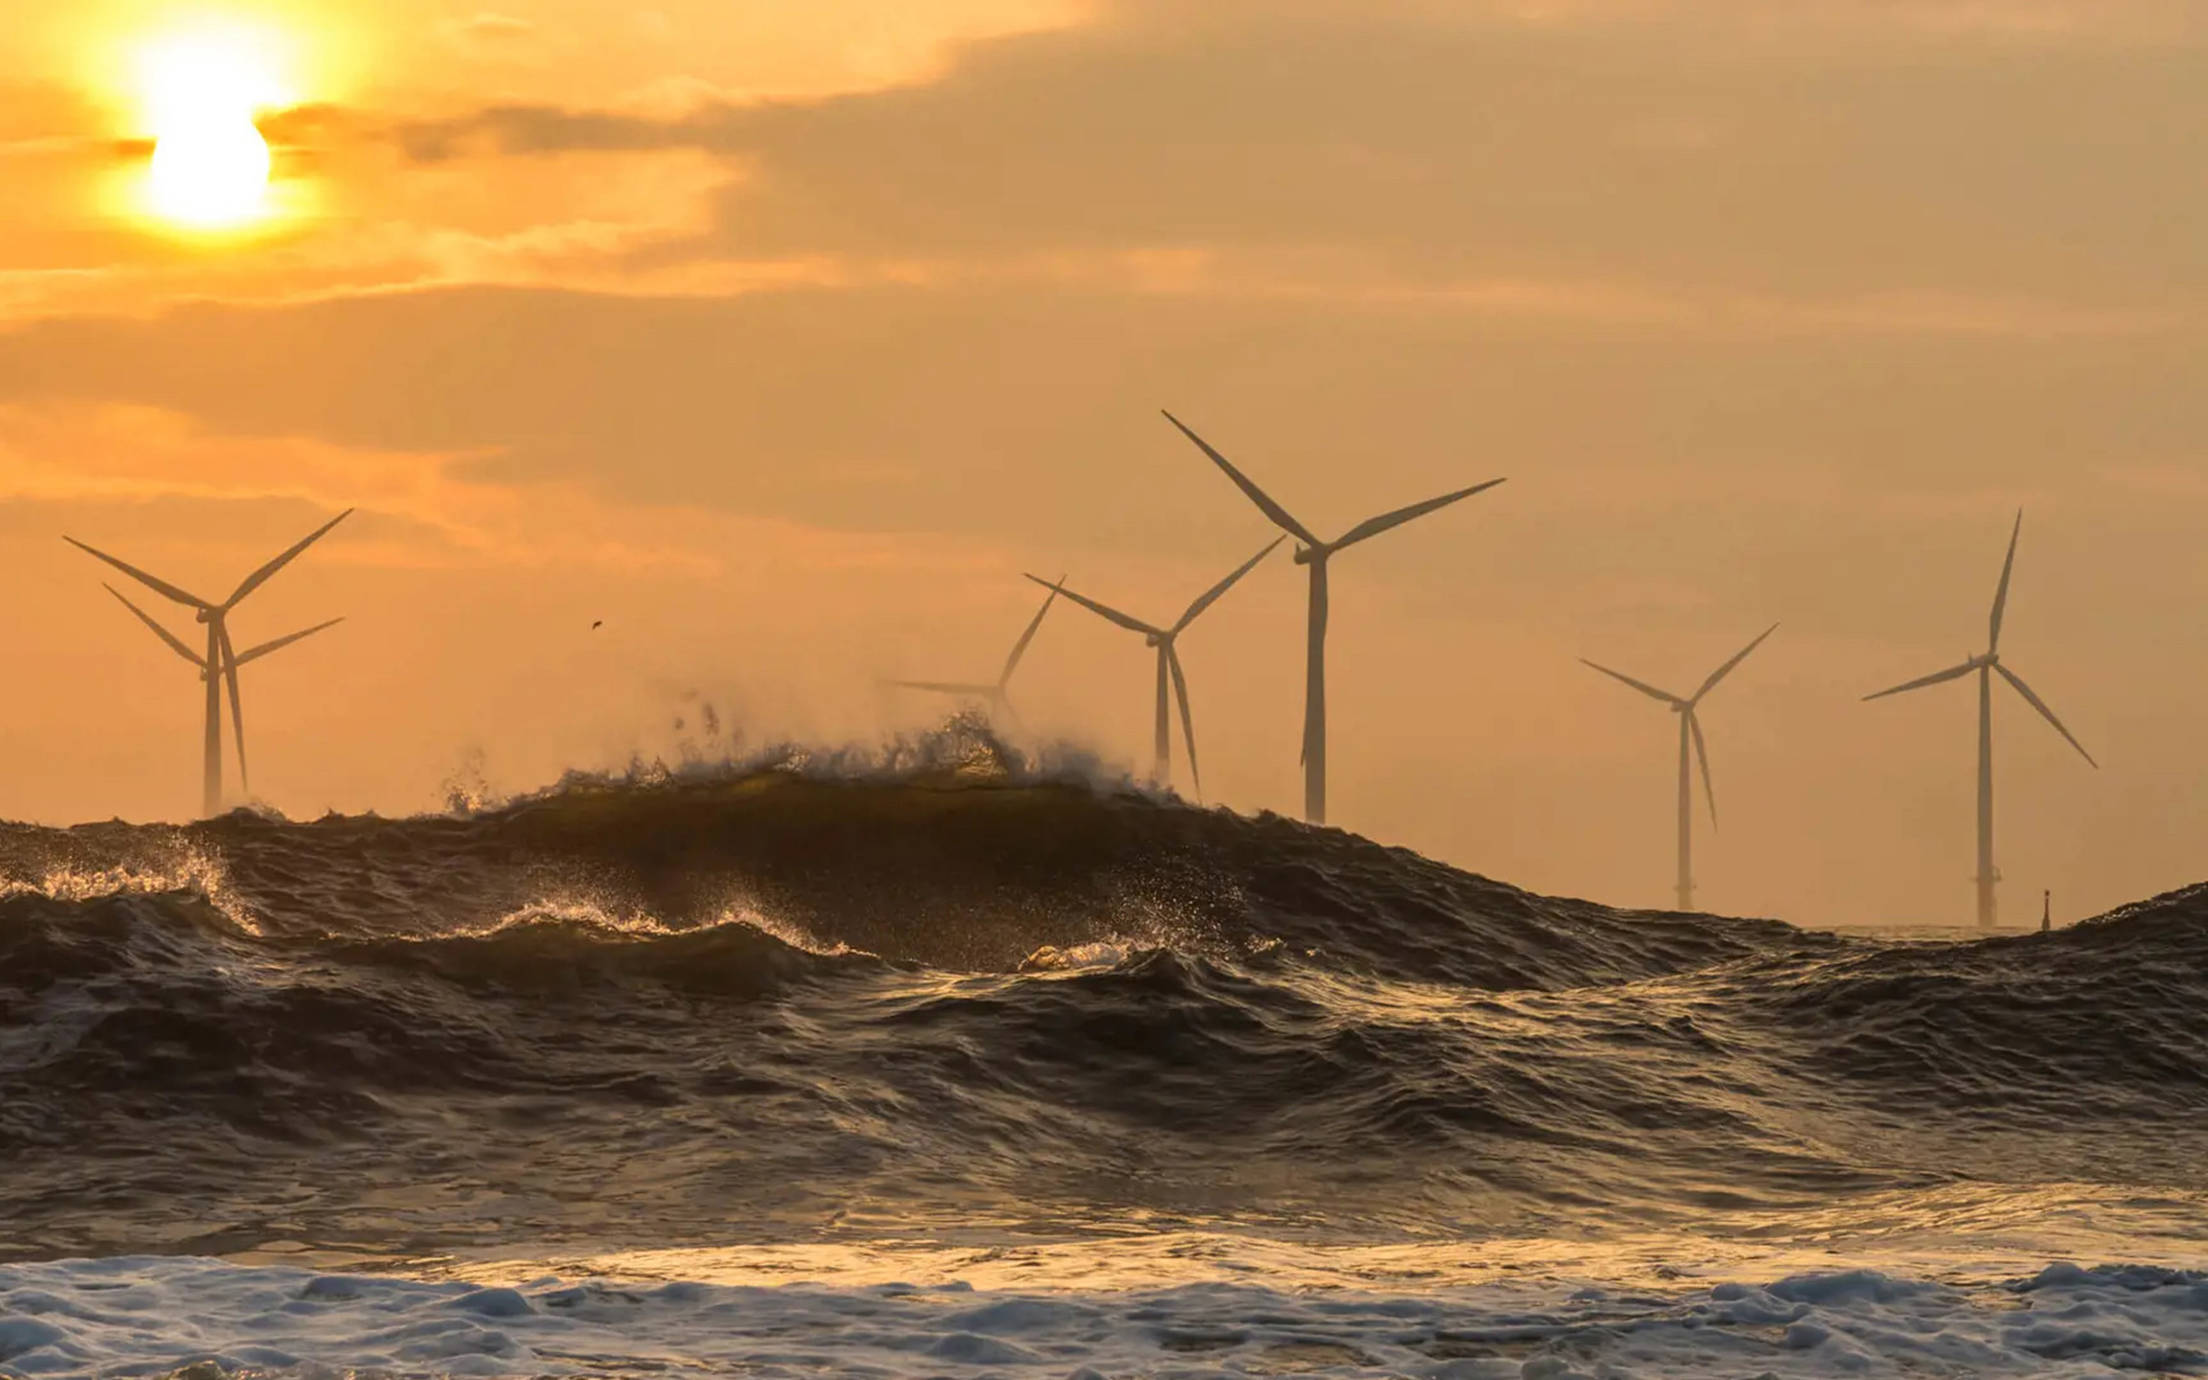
[135,26,288,230]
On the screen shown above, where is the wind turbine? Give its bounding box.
[67,510,353,817]
[1581,624,1778,912]
[1164,411,1505,824]
[1863,510,2097,929]
[1027,538,1281,797]
[887,579,1060,729]
[102,584,343,806]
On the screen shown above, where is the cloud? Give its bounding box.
[11,1,2202,332]
[3,274,2199,567]
[2100,460,2208,502]
[400,103,685,162]
[0,400,772,577]
[1128,0,2208,43]
[0,400,1026,644]
[361,5,2208,312]
[0,131,744,321]
[448,11,536,44]
[0,0,2201,548]
[0,400,610,569]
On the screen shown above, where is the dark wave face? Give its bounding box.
[2,750,2205,1264]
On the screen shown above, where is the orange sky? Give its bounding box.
[3,0,2205,929]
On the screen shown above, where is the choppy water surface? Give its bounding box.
[2,749,2203,1376]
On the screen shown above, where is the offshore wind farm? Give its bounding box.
[3,4,2205,1378]
[31,427,2128,927]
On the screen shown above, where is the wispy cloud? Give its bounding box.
[0,401,1026,593]
[1295,0,2208,42]
[0,402,704,572]
[446,11,536,44]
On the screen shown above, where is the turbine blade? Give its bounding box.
[65,537,209,610]
[1995,663,2098,768]
[1580,659,1683,706]
[228,617,345,669]
[1167,645,1201,801]
[102,584,206,669]
[1332,477,1507,551]
[1691,622,1780,703]
[998,575,1062,688]
[1022,573,1161,637]
[1862,660,1976,701]
[1988,509,2022,654]
[223,509,353,609]
[1160,410,1322,548]
[218,623,249,798]
[1689,710,1717,829]
[889,679,1001,695]
[1172,536,1283,634]
[996,690,1025,734]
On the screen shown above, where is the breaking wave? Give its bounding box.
[1,746,2203,1265]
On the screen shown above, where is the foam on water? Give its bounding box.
[2,1256,2203,1379]
[0,851,258,934]
[3,766,2204,1376]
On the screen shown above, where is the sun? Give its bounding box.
[135,26,290,231]
[148,112,271,228]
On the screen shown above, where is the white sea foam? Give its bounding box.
[443,714,1156,822]
[0,1256,2201,1378]
[0,850,262,935]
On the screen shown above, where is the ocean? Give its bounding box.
[2,740,2204,1377]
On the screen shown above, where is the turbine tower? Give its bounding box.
[1581,624,1778,912]
[1028,538,1281,797]
[1863,510,2097,929]
[1164,411,1504,824]
[888,579,1060,729]
[67,510,353,817]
